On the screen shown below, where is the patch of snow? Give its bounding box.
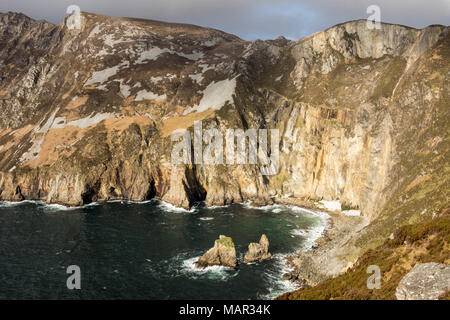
[119,81,131,98]
[135,46,204,64]
[202,38,220,47]
[143,113,156,122]
[215,53,228,59]
[151,76,163,84]
[342,210,361,216]
[88,24,102,39]
[65,112,117,129]
[183,76,238,115]
[317,200,342,212]
[178,50,204,61]
[189,73,204,84]
[84,61,129,86]
[94,49,110,57]
[103,34,134,47]
[188,64,216,84]
[135,47,173,64]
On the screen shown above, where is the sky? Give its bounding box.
[1,0,449,40]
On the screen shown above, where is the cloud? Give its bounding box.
[1,0,449,40]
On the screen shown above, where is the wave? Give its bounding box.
[205,204,231,209]
[291,211,329,251]
[180,256,236,281]
[257,253,301,300]
[241,201,285,213]
[0,200,100,211]
[106,199,154,205]
[156,200,198,213]
[42,201,101,211]
[0,200,36,207]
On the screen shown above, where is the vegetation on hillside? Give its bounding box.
[277,210,449,300]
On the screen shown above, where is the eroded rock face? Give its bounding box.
[196,235,237,269]
[244,234,272,263]
[0,12,448,220]
[395,263,450,300]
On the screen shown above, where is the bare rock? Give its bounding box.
[196,235,237,269]
[244,234,272,263]
[396,263,450,300]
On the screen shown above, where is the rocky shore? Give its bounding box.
[280,205,369,288]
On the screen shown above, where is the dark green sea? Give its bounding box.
[0,200,328,299]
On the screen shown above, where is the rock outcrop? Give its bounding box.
[396,263,450,300]
[244,234,272,263]
[195,235,237,269]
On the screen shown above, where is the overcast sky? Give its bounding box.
[1,0,449,40]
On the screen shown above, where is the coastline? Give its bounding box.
[0,197,367,298]
[276,197,369,289]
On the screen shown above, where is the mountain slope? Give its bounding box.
[0,12,448,289]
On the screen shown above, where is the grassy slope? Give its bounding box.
[277,211,450,300]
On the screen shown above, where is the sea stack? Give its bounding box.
[195,235,238,269]
[244,234,272,263]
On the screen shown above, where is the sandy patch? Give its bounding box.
[25,126,86,168]
[65,95,89,110]
[160,109,215,137]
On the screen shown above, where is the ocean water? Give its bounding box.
[0,200,328,300]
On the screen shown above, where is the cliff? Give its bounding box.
[0,12,448,279]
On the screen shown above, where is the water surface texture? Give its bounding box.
[0,200,327,299]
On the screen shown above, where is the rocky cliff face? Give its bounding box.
[395,263,450,300]
[0,12,448,231]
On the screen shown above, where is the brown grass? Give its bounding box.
[277,212,450,300]
[160,109,215,137]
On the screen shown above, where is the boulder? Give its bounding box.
[195,235,237,269]
[395,263,450,300]
[244,234,272,263]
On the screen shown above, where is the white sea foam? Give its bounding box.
[291,212,329,251]
[181,256,234,280]
[199,217,214,221]
[241,202,294,214]
[257,253,300,300]
[241,201,329,252]
[156,200,196,213]
[0,200,38,207]
[106,200,154,205]
[0,200,100,211]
